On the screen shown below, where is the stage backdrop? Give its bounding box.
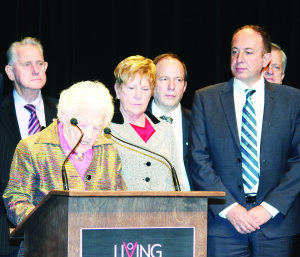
[0,0,299,110]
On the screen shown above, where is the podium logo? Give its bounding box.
[114,242,162,257]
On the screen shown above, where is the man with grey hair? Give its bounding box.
[263,43,287,84]
[0,37,57,257]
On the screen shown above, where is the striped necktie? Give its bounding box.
[241,89,259,190]
[24,104,41,135]
[160,115,173,124]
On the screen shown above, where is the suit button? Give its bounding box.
[237,158,242,163]
[86,175,91,180]
[145,177,150,182]
[145,162,151,166]
[238,185,243,190]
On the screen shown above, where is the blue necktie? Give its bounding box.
[241,89,259,190]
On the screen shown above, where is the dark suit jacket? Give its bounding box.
[0,91,58,255]
[0,73,3,119]
[147,99,194,190]
[189,78,300,238]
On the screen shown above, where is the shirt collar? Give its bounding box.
[13,89,43,112]
[234,75,265,95]
[151,99,181,119]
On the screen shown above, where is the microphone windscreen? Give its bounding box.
[103,127,111,135]
[70,118,78,126]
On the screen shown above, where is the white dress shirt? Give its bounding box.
[14,89,46,139]
[219,75,279,218]
[151,100,191,191]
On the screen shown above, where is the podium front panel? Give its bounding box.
[68,196,207,257]
[14,191,225,257]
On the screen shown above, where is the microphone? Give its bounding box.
[61,118,84,190]
[70,118,78,126]
[104,127,181,191]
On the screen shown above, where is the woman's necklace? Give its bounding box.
[74,152,84,162]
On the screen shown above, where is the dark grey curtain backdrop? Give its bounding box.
[0,0,299,110]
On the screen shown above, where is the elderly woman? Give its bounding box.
[3,81,126,229]
[106,55,185,191]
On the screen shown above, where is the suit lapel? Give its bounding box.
[220,79,240,150]
[260,81,276,150]
[42,95,57,126]
[0,73,3,110]
[146,98,153,113]
[1,93,57,145]
[1,92,21,145]
[181,107,190,158]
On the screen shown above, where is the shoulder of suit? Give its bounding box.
[182,106,191,114]
[181,106,191,119]
[270,82,300,92]
[195,79,233,95]
[42,94,58,107]
[266,82,300,100]
[1,91,14,108]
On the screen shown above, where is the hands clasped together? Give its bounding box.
[226,204,272,234]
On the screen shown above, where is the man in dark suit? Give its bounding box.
[147,53,194,190]
[0,73,3,118]
[0,37,57,257]
[189,25,300,256]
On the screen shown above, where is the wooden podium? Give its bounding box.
[10,190,224,257]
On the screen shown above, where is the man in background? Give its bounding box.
[263,43,287,84]
[0,73,3,118]
[147,53,194,190]
[0,37,57,257]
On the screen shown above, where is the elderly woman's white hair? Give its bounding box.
[57,81,114,128]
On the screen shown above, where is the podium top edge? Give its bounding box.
[10,189,225,238]
[50,190,226,197]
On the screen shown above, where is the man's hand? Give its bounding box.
[248,205,272,226]
[226,204,260,234]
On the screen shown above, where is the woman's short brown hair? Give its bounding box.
[114,55,156,92]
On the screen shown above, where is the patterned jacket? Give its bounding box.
[3,120,127,226]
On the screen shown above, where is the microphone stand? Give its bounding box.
[61,118,84,190]
[104,127,181,191]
